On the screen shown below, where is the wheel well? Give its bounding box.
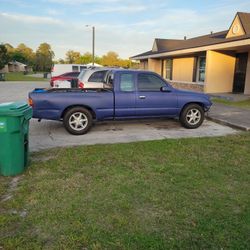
[61,105,96,119]
[181,102,205,113]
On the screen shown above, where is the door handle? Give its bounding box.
[139,96,146,99]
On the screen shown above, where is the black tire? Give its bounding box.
[180,104,204,129]
[63,107,93,135]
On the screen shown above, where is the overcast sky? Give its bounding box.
[1,0,250,59]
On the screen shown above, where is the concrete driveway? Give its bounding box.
[0,81,237,152]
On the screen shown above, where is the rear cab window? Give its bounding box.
[119,73,135,92]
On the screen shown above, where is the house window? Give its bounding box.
[197,56,206,82]
[72,66,79,71]
[165,59,172,80]
[80,66,87,71]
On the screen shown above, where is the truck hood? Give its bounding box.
[173,88,212,108]
[174,88,210,99]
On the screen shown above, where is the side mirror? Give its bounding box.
[160,86,172,92]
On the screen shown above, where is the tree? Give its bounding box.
[94,55,102,65]
[4,43,14,53]
[58,58,66,64]
[101,51,119,66]
[119,59,132,68]
[16,43,35,65]
[78,52,92,64]
[0,44,9,70]
[35,43,54,71]
[9,51,26,64]
[65,50,81,64]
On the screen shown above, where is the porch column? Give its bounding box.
[244,51,250,94]
[205,50,236,93]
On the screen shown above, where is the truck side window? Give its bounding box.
[138,73,166,91]
[120,73,134,92]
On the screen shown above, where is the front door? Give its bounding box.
[135,72,178,117]
[233,53,248,93]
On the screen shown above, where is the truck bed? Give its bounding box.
[29,88,114,121]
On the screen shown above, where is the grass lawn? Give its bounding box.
[4,72,48,81]
[212,98,250,109]
[0,133,250,249]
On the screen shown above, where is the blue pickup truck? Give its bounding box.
[29,69,212,135]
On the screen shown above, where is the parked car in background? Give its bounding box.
[77,68,112,89]
[50,71,80,87]
[51,64,87,77]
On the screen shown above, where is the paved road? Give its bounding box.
[0,81,237,152]
[0,81,49,103]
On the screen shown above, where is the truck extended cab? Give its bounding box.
[29,69,212,135]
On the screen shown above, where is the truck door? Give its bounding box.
[135,72,178,116]
[114,72,136,118]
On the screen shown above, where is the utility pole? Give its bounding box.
[86,25,95,66]
[92,26,95,66]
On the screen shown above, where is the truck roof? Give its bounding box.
[109,68,151,74]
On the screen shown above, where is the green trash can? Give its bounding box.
[0,102,33,176]
[0,73,5,81]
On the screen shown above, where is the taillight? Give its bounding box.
[78,80,84,88]
[28,98,33,107]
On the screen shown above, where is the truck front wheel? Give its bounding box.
[63,107,93,135]
[180,104,204,129]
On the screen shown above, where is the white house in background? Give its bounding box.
[0,61,33,73]
[51,63,103,77]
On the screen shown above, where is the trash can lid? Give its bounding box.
[0,102,31,116]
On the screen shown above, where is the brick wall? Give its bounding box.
[169,81,204,92]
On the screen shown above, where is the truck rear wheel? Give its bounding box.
[63,107,93,135]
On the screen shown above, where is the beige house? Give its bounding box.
[131,12,250,94]
[0,61,33,73]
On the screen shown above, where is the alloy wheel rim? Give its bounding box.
[186,109,201,125]
[69,112,88,131]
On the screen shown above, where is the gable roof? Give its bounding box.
[153,39,183,52]
[131,12,250,60]
[8,61,27,66]
[238,12,250,34]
